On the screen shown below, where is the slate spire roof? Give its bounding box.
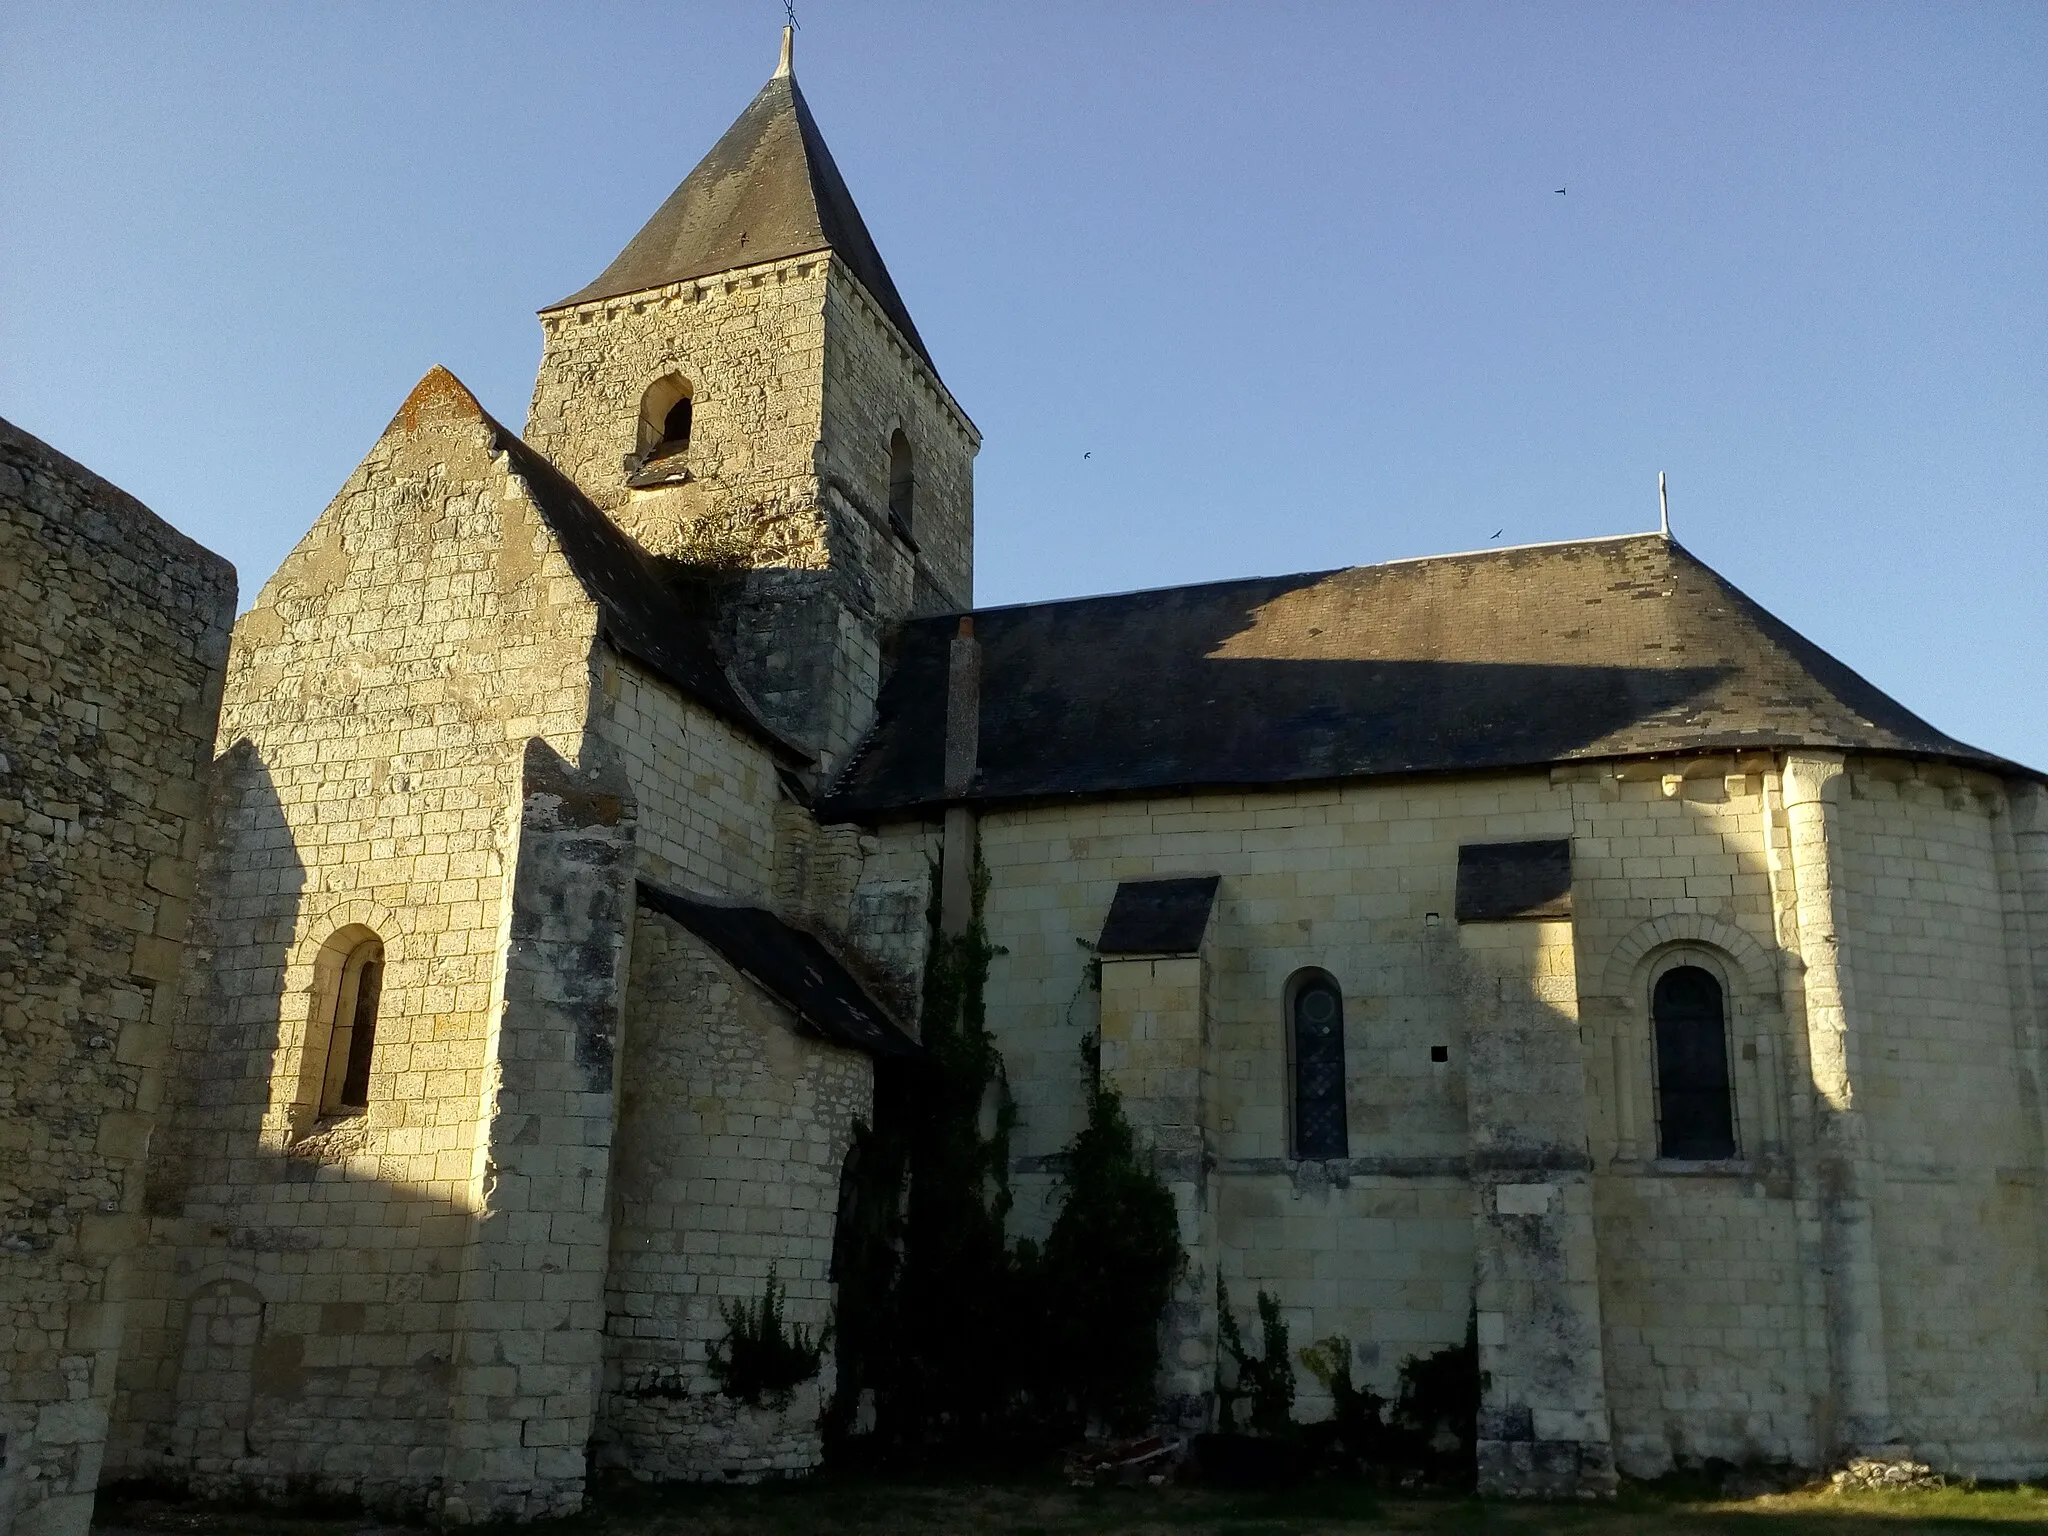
[826,533,2031,816]
[545,30,933,369]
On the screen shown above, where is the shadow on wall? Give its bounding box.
[118,741,472,1516]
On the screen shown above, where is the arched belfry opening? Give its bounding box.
[887,429,914,535]
[637,374,694,462]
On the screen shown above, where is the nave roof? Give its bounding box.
[826,533,2027,815]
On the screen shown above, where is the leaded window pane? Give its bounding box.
[1654,965,1735,1159]
[1293,978,1348,1159]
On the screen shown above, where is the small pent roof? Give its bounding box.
[546,28,932,369]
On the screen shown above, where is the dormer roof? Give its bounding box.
[544,42,932,369]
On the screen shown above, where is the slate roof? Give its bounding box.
[827,533,2027,816]
[544,64,932,369]
[1098,876,1222,955]
[498,430,805,761]
[638,883,916,1058]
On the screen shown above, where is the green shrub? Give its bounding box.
[707,1266,828,1410]
[1035,1069,1183,1433]
[1217,1277,1296,1436]
[828,840,1182,1463]
[1299,1334,1392,1467]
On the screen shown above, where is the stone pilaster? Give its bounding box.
[1096,953,1219,1431]
[1778,751,1895,1457]
[441,742,636,1523]
[1458,920,1616,1496]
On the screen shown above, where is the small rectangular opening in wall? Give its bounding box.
[1430,1045,1449,1063]
[1455,839,1572,922]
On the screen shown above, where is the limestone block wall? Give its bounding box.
[525,254,974,778]
[818,261,976,610]
[1836,763,2048,1475]
[596,654,778,901]
[441,742,637,1524]
[1098,954,1219,1427]
[1457,919,1613,1496]
[526,256,832,537]
[0,419,234,1536]
[914,775,1584,1416]
[861,751,2048,1481]
[1561,761,1821,1475]
[596,907,871,1481]
[107,373,611,1516]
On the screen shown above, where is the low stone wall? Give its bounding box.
[0,419,233,1536]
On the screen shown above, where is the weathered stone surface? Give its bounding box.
[595,907,870,1481]
[0,418,234,1536]
[918,757,2048,1486]
[524,250,977,778]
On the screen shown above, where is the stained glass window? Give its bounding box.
[1292,975,1348,1160]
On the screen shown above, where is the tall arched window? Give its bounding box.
[887,429,914,534]
[637,373,694,461]
[1653,964,1735,1158]
[320,935,384,1114]
[1288,971,1348,1159]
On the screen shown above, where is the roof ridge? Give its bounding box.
[940,531,1669,622]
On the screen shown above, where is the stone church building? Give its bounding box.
[5,31,2046,1532]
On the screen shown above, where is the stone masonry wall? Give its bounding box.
[1562,759,1820,1476]
[524,253,975,778]
[0,419,235,1536]
[597,907,871,1481]
[860,752,2048,1480]
[923,776,1567,1419]
[525,256,833,553]
[818,262,975,610]
[440,742,637,1524]
[1837,763,2048,1475]
[595,654,778,903]
[106,372,611,1517]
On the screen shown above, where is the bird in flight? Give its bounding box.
[1490,529,1503,540]
[1083,451,1091,459]
[1554,187,1566,195]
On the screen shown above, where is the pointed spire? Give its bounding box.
[775,24,793,79]
[546,42,933,367]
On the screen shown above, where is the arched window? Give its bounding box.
[320,935,384,1114]
[887,429,914,534]
[637,373,694,461]
[1652,964,1735,1159]
[1288,971,1348,1159]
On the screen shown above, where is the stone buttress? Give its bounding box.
[108,371,650,1521]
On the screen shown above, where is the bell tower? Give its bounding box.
[524,28,977,776]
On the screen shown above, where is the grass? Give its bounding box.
[93,1475,2048,1536]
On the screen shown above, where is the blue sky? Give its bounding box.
[4,2,2043,768]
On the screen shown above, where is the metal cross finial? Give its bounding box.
[783,0,799,29]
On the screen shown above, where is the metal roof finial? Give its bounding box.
[1659,471,1671,537]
